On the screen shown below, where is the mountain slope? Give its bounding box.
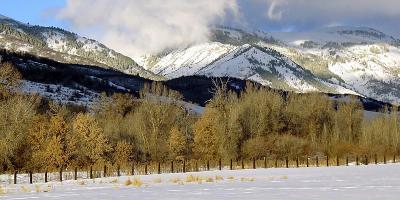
[140,26,400,104]
[265,27,400,104]
[0,14,160,80]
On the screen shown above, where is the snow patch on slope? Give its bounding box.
[144,42,236,78]
[21,80,99,106]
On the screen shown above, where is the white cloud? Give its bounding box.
[266,0,285,21]
[59,0,239,58]
[58,0,400,58]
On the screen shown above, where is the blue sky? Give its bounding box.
[0,0,66,27]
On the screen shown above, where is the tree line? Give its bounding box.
[0,62,399,173]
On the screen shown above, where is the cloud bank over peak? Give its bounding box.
[59,0,400,58]
[59,0,238,58]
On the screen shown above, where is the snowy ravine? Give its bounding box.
[1,164,400,199]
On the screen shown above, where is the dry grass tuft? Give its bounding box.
[280,175,288,180]
[240,177,256,182]
[205,177,214,183]
[132,178,143,187]
[124,178,133,186]
[186,175,196,183]
[111,179,119,184]
[153,178,162,184]
[170,177,181,184]
[186,175,204,183]
[20,185,31,193]
[35,185,41,193]
[227,176,235,180]
[215,175,224,181]
[0,185,6,195]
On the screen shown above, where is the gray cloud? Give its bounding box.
[253,0,400,35]
[59,0,239,58]
[59,0,400,58]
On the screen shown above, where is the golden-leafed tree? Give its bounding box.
[0,62,21,98]
[336,97,363,143]
[113,141,133,167]
[72,113,111,166]
[0,94,39,171]
[193,109,219,160]
[132,100,185,162]
[168,127,188,161]
[27,114,49,170]
[94,93,137,145]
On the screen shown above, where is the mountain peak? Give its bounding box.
[316,26,393,40]
[0,14,9,19]
[317,26,382,33]
[0,14,159,80]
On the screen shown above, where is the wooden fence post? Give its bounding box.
[45,171,48,183]
[356,156,359,166]
[264,157,267,168]
[346,156,349,166]
[253,158,256,169]
[241,160,244,169]
[393,155,396,163]
[336,156,340,166]
[326,155,329,167]
[285,157,289,168]
[171,161,174,173]
[219,158,222,170]
[356,156,360,165]
[306,157,309,167]
[145,164,148,175]
[59,168,63,182]
[103,165,107,177]
[230,159,233,170]
[275,159,278,168]
[384,154,387,164]
[296,157,299,168]
[207,160,210,171]
[158,162,161,174]
[29,171,33,184]
[117,165,121,177]
[183,160,186,173]
[90,166,93,179]
[316,156,319,167]
[196,161,199,172]
[74,167,78,180]
[14,171,17,184]
[375,154,378,165]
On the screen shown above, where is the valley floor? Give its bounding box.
[1,164,400,199]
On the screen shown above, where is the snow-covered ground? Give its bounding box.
[1,164,400,199]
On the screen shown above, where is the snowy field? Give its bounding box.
[1,164,400,199]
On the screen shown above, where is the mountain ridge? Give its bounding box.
[0,14,161,80]
[139,26,400,104]
[1,14,399,105]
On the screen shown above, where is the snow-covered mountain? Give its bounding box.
[139,26,400,104]
[0,14,159,80]
[2,13,399,105]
